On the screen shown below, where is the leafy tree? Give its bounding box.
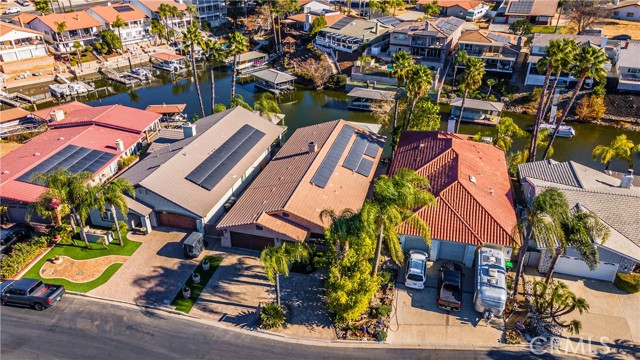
[111,15,126,51]
[455,57,485,133]
[213,103,227,113]
[532,280,589,334]
[423,1,440,17]
[407,99,440,131]
[35,0,51,15]
[565,0,607,35]
[451,50,467,88]
[592,134,640,171]
[72,40,83,68]
[202,39,227,115]
[229,94,252,110]
[182,22,206,118]
[100,29,122,54]
[575,95,605,122]
[508,19,532,36]
[253,93,281,122]
[260,242,310,306]
[94,178,135,246]
[227,31,249,98]
[309,16,327,37]
[150,18,165,46]
[55,21,70,66]
[320,208,360,261]
[390,51,415,136]
[361,169,436,276]
[404,65,434,130]
[474,117,526,153]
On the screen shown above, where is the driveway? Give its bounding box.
[387,261,505,346]
[90,228,201,306]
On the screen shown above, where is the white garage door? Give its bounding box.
[438,241,467,263]
[554,255,619,282]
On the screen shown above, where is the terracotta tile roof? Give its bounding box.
[89,4,147,23]
[136,0,187,12]
[282,36,296,43]
[217,120,386,241]
[11,13,37,26]
[48,105,161,134]
[287,12,346,27]
[0,21,44,37]
[145,103,187,114]
[258,213,309,241]
[390,131,518,247]
[419,0,484,10]
[150,52,185,61]
[0,108,31,124]
[35,12,102,32]
[31,101,91,121]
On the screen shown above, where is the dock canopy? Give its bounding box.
[225,50,268,63]
[150,53,185,61]
[347,88,395,101]
[145,104,187,115]
[450,97,504,112]
[252,69,296,84]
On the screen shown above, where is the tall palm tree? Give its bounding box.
[361,168,436,276]
[95,178,135,246]
[485,78,497,99]
[404,65,433,130]
[55,21,70,68]
[112,15,126,51]
[186,4,198,24]
[451,50,467,88]
[541,39,578,119]
[157,3,171,44]
[227,31,249,98]
[253,93,281,123]
[260,242,310,306]
[542,46,609,160]
[390,51,414,134]
[592,135,640,171]
[454,57,485,133]
[202,39,226,114]
[182,22,206,118]
[319,208,360,260]
[72,40,83,69]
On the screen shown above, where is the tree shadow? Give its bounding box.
[131,261,199,306]
[280,272,333,331]
[156,241,186,259]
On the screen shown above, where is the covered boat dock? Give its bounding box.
[252,69,296,95]
[449,97,504,126]
[346,87,395,111]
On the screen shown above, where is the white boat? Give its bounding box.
[538,122,576,138]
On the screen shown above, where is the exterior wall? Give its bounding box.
[6,204,47,224]
[618,65,640,92]
[89,207,152,234]
[188,0,227,27]
[303,1,332,13]
[444,5,467,18]
[134,187,199,219]
[28,18,98,52]
[0,54,54,73]
[611,5,640,21]
[401,235,507,268]
[220,223,292,247]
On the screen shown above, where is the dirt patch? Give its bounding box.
[604,93,640,118]
[592,19,640,40]
[40,255,129,283]
[0,142,22,156]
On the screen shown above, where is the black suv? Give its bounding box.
[0,225,33,255]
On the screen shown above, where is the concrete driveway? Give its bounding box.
[90,228,202,306]
[387,261,505,346]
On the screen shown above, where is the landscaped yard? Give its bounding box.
[21,231,142,293]
[171,256,223,313]
[531,25,567,34]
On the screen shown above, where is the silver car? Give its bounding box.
[405,250,428,290]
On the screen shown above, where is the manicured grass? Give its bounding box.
[20,232,142,293]
[531,25,566,34]
[171,256,223,314]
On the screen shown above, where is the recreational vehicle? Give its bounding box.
[466,3,490,21]
[473,247,508,317]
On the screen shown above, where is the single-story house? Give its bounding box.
[498,0,557,25]
[217,120,386,250]
[299,0,334,14]
[391,131,519,267]
[315,17,392,53]
[613,42,640,92]
[116,107,286,235]
[518,160,640,282]
[609,0,640,21]
[0,108,33,136]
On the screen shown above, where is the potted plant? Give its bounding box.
[182,285,191,299]
[52,255,62,264]
[192,272,201,284]
[202,258,210,271]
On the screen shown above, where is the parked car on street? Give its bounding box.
[437,262,463,311]
[405,250,428,290]
[0,279,66,311]
[611,34,632,41]
[4,7,21,14]
[0,224,33,255]
[17,0,31,6]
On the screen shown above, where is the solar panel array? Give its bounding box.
[437,18,463,36]
[356,158,374,176]
[17,145,115,185]
[310,125,355,188]
[330,17,354,30]
[342,133,381,177]
[115,5,135,12]
[185,124,265,191]
[377,16,401,28]
[487,33,510,44]
[508,0,534,14]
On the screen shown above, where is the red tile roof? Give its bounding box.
[35,11,102,32]
[150,52,185,61]
[0,108,31,124]
[145,104,187,114]
[48,105,161,133]
[389,131,518,247]
[31,101,91,121]
[89,4,147,23]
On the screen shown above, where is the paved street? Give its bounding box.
[0,296,559,360]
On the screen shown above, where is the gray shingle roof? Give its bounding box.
[518,160,581,188]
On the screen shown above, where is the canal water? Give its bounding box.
[82,69,639,174]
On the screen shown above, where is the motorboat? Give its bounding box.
[534,122,576,138]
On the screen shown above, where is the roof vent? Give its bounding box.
[487,255,496,264]
[115,139,124,152]
[488,268,498,277]
[620,169,634,189]
[469,175,477,184]
[50,109,65,122]
[34,152,40,156]
[58,137,65,141]
[2,170,9,174]
[489,188,494,195]
[308,141,317,153]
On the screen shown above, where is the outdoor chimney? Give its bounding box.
[620,169,634,189]
[50,109,65,122]
[308,141,317,153]
[182,122,197,138]
[115,139,125,152]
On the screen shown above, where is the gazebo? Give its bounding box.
[282,36,296,53]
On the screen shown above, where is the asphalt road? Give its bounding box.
[0,296,559,360]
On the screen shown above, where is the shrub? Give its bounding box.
[592,84,606,98]
[326,74,347,90]
[614,273,640,294]
[371,304,391,319]
[260,303,286,329]
[531,87,542,102]
[374,330,387,342]
[117,155,138,170]
[0,236,49,279]
[111,220,129,234]
[505,329,522,344]
[379,270,392,286]
[575,95,605,122]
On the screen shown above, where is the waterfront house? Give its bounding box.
[286,12,345,32]
[30,101,91,122]
[609,0,640,21]
[217,120,386,250]
[417,0,486,20]
[613,41,640,92]
[315,17,392,54]
[145,103,187,122]
[299,0,334,14]
[449,97,504,126]
[0,22,52,74]
[129,0,190,33]
[496,0,557,25]
[457,30,522,73]
[518,160,639,281]
[391,131,519,267]
[87,3,150,46]
[117,107,285,235]
[0,105,161,224]
[28,12,101,52]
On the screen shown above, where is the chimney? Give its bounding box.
[115,139,125,152]
[620,169,634,189]
[107,1,111,6]
[182,122,197,138]
[308,141,317,153]
[50,109,65,122]
[305,13,312,31]
[516,36,522,48]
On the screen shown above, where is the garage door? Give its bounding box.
[554,255,619,282]
[230,231,274,251]
[157,211,197,230]
[438,241,467,262]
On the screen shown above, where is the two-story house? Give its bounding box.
[187,0,227,27]
[28,12,101,52]
[614,42,640,92]
[315,17,392,53]
[497,0,557,25]
[389,17,465,69]
[87,3,150,46]
[0,22,53,74]
[128,0,191,33]
[457,30,522,73]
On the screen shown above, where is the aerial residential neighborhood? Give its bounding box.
[0,0,638,359]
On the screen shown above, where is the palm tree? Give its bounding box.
[474,117,526,153]
[542,46,609,160]
[592,135,640,171]
[253,93,281,123]
[319,208,360,260]
[485,78,497,99]
[112,15,126,51]
[157,3,172,43]
[532,280,590,334]
[454,57,485,133]
[95,178,135,246]
[202,39,226,114]
[227,31,249,98]
[361,168,436,276]
[451,50,467,88]
[404,65,433,130]
[72,40,83,69]
[186,4,198,24]
[541,39,578,119]
[182,22,206,118]
[260,242,310,306]
[55,21,70,68]
[390,51,415,134]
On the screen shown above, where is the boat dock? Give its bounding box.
[0,90,36,107]
[100,67,148,86]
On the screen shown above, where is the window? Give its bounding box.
[101,211,114,222]
[256,225,263,231]
[626,12,634,17]
[629,68,639,74]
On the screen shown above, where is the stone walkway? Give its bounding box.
[40,255,129,283]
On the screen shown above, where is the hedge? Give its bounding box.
[0,236,49,279]
[614,273,640,294]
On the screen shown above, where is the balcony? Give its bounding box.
[410,40,444,48]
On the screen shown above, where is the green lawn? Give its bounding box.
[171,256,223,314]
[21,232,142,293]
[531,25,566,34]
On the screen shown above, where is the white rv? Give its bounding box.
[473,247,508,317]
[466,3,490,21]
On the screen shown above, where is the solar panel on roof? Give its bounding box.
[330,17,353,30]
[508,0,534,14]
[364,141,380,158]
[185,124,265,191]
[310,125,355,188]
[343,134,368,171]
[355,158,374,177]
[17,145,115,185]
[114,5,135,12]
[377,16,401,27]
[487,33,510,44]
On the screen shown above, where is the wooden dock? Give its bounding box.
[0,90,36,107]
[100,67,147,86]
